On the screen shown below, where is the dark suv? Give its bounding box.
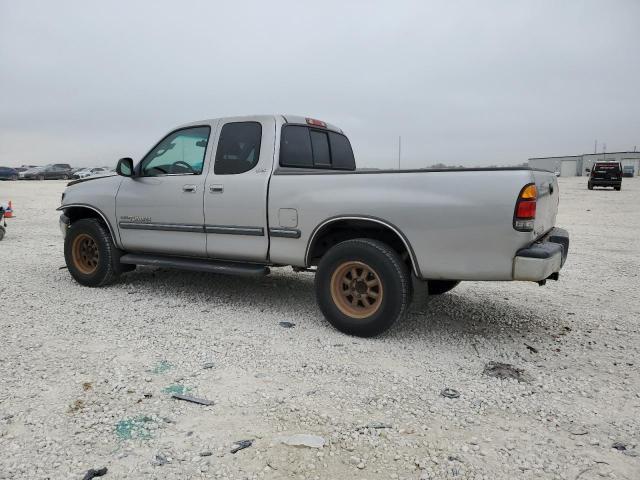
[587,162,622,191]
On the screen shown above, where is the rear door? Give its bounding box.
[116,124,215,256]
[204,117,275,261]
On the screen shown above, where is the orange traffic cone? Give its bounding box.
[4,200,13,218]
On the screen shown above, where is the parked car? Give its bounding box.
[622,165,635,177]
[72,167,109,179]
[58,115,569,337]
[0,166,18,181]
[15,165,38,173]
[20,164,73,180]
[587,162,622,190]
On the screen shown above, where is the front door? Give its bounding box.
[116,124,214,257]
[204,117,274,261]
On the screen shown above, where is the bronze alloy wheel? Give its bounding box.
[330,261,384,319]
[71,233,99,275]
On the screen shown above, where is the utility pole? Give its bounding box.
[398,136,402,170]
[594,139,597,154]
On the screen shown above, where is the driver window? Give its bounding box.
[140,126,210,176]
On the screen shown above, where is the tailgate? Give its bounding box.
[531,171,559,237]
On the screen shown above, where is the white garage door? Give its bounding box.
[560,160,576,177]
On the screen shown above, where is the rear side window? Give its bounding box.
[328,132,355,169]
[214,122,262,175]
[280,125,313,168]
[280,125,355,170]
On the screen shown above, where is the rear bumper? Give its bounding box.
[589,179,621,186]
[513,227,569,281]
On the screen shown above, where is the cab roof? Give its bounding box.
[177,115,343,133]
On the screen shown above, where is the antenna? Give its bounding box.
[594,139,597,154]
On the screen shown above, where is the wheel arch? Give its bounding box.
[58,204,121,248]
[305,215,421,278]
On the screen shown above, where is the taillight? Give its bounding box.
[513,183,537,232]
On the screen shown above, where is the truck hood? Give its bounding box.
[60,174,123,213]
[67,173,117,187]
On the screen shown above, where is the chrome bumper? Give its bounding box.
[513,227,569,282]
[59,214,69,239]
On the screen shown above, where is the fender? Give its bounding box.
[56,203,122,249]
[304,214,421,278]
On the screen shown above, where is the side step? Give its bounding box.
[120,253,270,276]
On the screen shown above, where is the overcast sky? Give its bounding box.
[1,0,639,169]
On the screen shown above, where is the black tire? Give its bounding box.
[64,218,122,287]
[615,186,621,191]
[427,280,460,295]
[315,238,411,337]
[62,174,69,180]
[37,174,44,181]
[11,174,17,181]
[587,183,593,190]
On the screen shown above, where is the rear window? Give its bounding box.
[594,163,620,172]
[280,125,355,170]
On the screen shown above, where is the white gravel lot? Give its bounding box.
[0,177,638,480]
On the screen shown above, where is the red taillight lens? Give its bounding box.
[513,183,537,231]
[516,200,536,219]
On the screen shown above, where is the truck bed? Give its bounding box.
[268,167,559,281]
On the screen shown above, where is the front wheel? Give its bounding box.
[37,174,45,181]
[315,238,411,337]
[64,218,123,287]
[427,280,460,295]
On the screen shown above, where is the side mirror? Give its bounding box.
[116,158,135,177]
[585,168,590,172]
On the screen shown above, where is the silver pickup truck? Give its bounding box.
[58,115,569,336]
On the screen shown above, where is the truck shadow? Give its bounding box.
[118,266,562,342]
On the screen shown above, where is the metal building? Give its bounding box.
[528,152,640,177]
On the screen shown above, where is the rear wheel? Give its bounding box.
[37,174,44,181]
[615,186,621,191]
[64,218,123,287]
[427,280,460,295]
[587,183,593,190]
[10,174,17,181]
[315,238,411,337]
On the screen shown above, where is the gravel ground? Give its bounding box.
[0,177,638,480]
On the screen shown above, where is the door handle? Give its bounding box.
[182,184,197,193]
[210,184,224,193]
